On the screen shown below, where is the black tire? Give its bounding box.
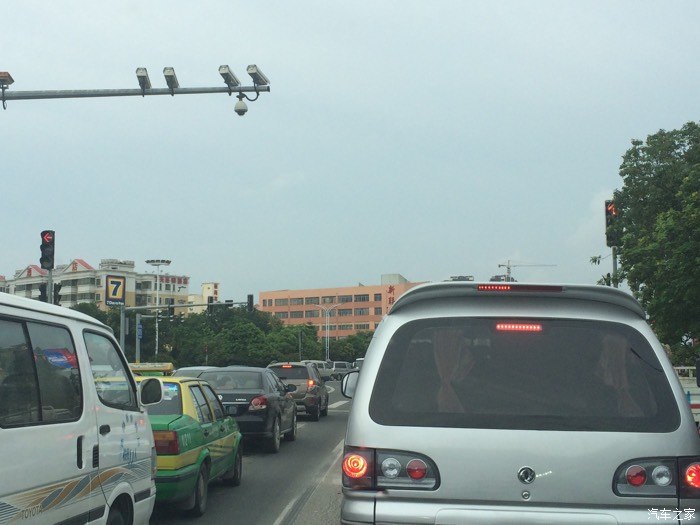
[285,411,297,442]
[106,506,126,525]
[188,464,209,517]
[267,418,281,453]
[222,445,242,487]
[310,404,321,422]
[320,397,328,417]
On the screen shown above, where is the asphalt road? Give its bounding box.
[150,383,349,525]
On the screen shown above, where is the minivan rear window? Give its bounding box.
[369,318,679,432]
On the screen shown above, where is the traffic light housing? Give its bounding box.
[168,305,175,319]
[38,283,48,303]
[40,230,55,270]
[605,200,620,247]
[53,282,62,306]
[247,294,254,313]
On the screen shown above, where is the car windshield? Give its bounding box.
[146,382,182,416]
[269,366,308,380]
[199,371,262,390]
[369,318,679,432]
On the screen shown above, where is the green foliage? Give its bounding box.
[614,122,700,345]
[328,331,374,362]
[78,301,376,368]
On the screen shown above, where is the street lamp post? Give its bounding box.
[310,303,341,362]
[146,259,171,358]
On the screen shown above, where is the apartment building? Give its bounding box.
[3,258,192,311]
[258,274,422,339]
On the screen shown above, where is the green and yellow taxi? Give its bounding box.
[137,376,243,517]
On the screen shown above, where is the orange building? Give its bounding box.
[258,274,422,340]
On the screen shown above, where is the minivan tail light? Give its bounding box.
[614,458,677,497]
[153,431,180,455]
[684,463,700,488]
[307,379,316,389]
[249,395,268,411]
[342,446,439,491]
[151,446,158,480]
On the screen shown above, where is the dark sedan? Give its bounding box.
[198,366,297,453]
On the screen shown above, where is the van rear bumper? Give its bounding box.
[132,489,156,525]
[342,496,700,524]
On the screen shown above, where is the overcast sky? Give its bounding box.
[2,1,699,300]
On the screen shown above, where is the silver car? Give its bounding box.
[340,282,700,524]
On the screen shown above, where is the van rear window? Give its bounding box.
[269,366,308,380]
[369,318,679,432]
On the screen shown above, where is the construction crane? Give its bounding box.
[496,260,557,282]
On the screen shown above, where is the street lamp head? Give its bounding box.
[135,68,151,90]
[146,259,171,267]
[218,65,240,88]
[163,67,179,90]
[246,65,270,86]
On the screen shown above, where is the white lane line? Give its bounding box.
[328,400,349,409]
[271,438,345,525]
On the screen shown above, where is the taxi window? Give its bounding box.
[202,384,224,420]
[147,382,182,415]
[190,385,213,423]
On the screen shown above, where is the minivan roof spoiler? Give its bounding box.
[389,282,646,319]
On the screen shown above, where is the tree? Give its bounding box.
[614,121,700,345]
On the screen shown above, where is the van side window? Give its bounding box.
[0,319,41,427]
[84,332,137,411]
[27,322,82,422]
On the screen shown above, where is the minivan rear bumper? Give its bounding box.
[342,496,700,524]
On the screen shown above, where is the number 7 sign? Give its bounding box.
[106,275,126,306]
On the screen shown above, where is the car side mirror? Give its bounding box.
[341,370,359,399]
[285,383,297,393]
[139,377,163,406]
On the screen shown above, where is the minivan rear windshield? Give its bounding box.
[369,318,679,432]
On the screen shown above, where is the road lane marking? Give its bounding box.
[329,400,349,409]
[271,438,345,525]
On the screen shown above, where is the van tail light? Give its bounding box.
[342,446,439,491]
[679,458,700,498]
[613,458,700,498]
[306,379,316,390]
[249,395,268,411]
[153,431,180,455]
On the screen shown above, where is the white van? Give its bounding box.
[0,293,162,525]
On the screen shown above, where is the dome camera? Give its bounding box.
[234,99,248,116]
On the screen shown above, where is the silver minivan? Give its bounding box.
[341,282,700,524]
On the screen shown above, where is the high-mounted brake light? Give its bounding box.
[479,284,511,291]
[496,323,543,332]
[282,364,292,368]
[478,284,563,293]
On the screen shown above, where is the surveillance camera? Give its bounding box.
[234,99,248,116]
